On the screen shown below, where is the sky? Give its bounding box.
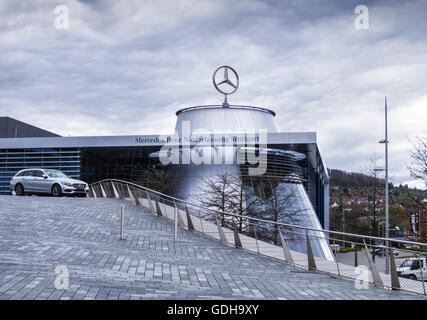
[0,0,426,188]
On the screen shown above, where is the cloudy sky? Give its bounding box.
[1,0,426,188]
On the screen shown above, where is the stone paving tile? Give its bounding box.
[0,195,426,300]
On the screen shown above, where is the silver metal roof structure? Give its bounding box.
[175,105,278,134]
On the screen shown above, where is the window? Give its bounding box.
[23,170,35,177]
[45,170,68,178]
[411,260,421,270]
[401,259,413,268]
[34,170,45,177]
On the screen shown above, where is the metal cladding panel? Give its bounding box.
[278,183,334,261]
[0,117,59,138]
[175,106,278,134]
[170,105,331,260]
[0,133,317,149]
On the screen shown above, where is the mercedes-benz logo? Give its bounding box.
[213,66,239,96]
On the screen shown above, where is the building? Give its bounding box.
[0,114,330,222]
[0,68,330,244]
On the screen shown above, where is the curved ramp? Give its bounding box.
[1,195,424,300]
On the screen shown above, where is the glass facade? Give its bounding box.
[79,146,162,183]
[0,148,80,194]
[1,142,329,258]
[1,144,327,229]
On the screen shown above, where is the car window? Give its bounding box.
[34,170,45,177]
[23,170,35,177]
[401,259,413,267]
[412,260,421,270]
[15,171,25,177]
[45,170,69,178]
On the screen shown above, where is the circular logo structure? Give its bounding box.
[212,66,239,96]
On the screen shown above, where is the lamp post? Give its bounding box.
[379,96,390,274]
[373,167,384,237]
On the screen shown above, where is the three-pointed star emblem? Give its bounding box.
[216,68,237,89]
[212,66,239,96]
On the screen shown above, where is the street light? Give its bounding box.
[379,96,390,274]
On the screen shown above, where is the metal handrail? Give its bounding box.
[90,178,427,248]
[89,178,427,296]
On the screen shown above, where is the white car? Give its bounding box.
[10,168,88,197]
[397,257,427,281]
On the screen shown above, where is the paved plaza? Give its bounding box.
[0,195,425,300]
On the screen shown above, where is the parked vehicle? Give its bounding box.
[370,247,399,256]
[330,244,341,253]
[397,257,427,281]
[10,169,88,197]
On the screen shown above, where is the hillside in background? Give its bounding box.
[328,169,426,242]
[329,169,425,197]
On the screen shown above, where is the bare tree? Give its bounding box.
[199,173,306,245]
[251,179,303,245]
[198,172,236,226]
[198,172,257,231]
[226,175,257,232]
[408,132,427,188]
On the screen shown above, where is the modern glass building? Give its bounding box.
[0,114,330,232]
[1,63,333,260]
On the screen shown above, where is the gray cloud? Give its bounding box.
[0,0,426,188]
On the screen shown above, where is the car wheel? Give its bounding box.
[408,274,417,281]
[15,184,25,196]
[51,184,62,197]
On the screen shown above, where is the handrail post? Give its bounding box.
[215,214,228,245]
[127,185,140,206]
[111,182,121,199]
[107,181,114,198]
[119,183,126,199]
[99,183,107,198]
[232,221,242,248]
[92,184,98,198]
[162,198,168,218]
[253,225,260,254]
[176,205,186,228]
[173,200,178,242]
[198,210,205,236]
[155,200,163,217]
[333,240,340,276]
[103,181,110,198]
[306,230,317,270]
[146,191,155,214]
[389,248,401,290]
[354,244,358,267]
[363,239,384,288]
[92,186,97,198]
[185,206,195,231]
[120,204,125,240]
[279,228,294,265]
